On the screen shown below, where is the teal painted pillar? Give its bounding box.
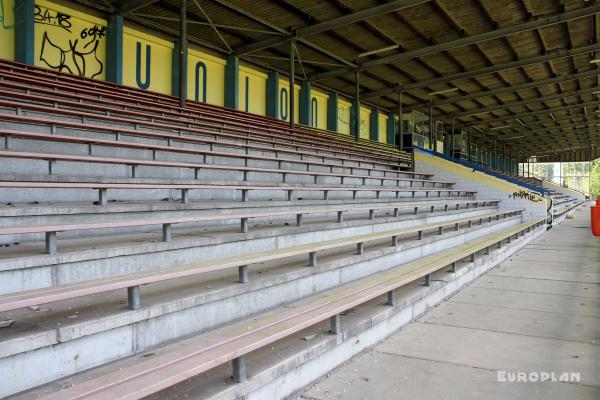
[225,55,239,110]
[266,71,279,118]
[369,108,379,141]
[387,114,396,145]
[299,82,311,125]
[350,101,358,138]
[171,39,187,97]
[106,15,123,84]
[327,92,338,132]
[14,0,34,64]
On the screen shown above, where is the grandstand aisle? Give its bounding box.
[302,205,600,400]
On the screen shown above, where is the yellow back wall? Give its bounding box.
[34,0,106,79]
[187,48,225,107]
[240,66,266,116]
[123,26,172,95]
[0,0,14,61]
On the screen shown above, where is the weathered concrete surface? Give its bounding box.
[302,204,600,400]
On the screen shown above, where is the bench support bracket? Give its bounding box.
[98,189,108,206]
[387,290,396,306]
[239,265,248,283]
[127,286,141,310]
[232,356,247,383]
[45,232,57,255]
[308,251,317,267]
[330,314,341,335]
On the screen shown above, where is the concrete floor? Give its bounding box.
[302,206,600,400]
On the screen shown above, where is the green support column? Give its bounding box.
[14,0,34,65]
[299,82,311,126]
[369,108,379,142]
[225,55,239,110]
[106,15,123,84]
[387,113,396,145]
[171,39,187,98]
[327,92,338,132]
[266,71,279,119]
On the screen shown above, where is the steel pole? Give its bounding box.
[289,39,295,129]
[179,0,187,109]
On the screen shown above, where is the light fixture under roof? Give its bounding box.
[516,118,526,127]
[428,87,460,96]
[489,124,511,130]
[358,44,399,58]
[505,135,525,140]
[590,58,600,64]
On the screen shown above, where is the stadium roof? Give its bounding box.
[78,0,600,160]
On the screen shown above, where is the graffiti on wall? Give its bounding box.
[510,190,543,203]
[34,4,105,78]
[337,105,368,134]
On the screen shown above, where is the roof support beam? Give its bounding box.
[452,86,600,118]
[463,99,600,127]
[362,43,600,100]
[117,0,159,15]
[233,0,430,56]
[433,69,600,107]
[310,5,600,82]
[213,0,356,67]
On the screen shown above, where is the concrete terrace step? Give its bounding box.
[0,211,527,398]
[1,216,541,400]
[0,176,466,205]
[0,63,407,163]
[0,149,446,188]
[0,108,411,173]
[0,198,492,218]
[0,199,497,246]
[0,208,520,313]
[0,120,412,179]
[0,206,501,293]
[0,92,407,169]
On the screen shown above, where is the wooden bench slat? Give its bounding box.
[0,209,518,313]
[0,112,413,174]
[0,66,407,162]
[37,218,543,400]
[0,198,490,236]
[0,129,436,183]
[0,91,406,167]
[0,77,407,161]
[0,149,449,186]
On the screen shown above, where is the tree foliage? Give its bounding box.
[591,158,600,196]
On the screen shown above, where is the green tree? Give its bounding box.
[591,158,600,196]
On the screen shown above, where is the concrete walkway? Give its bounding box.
[302,206,600,400]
